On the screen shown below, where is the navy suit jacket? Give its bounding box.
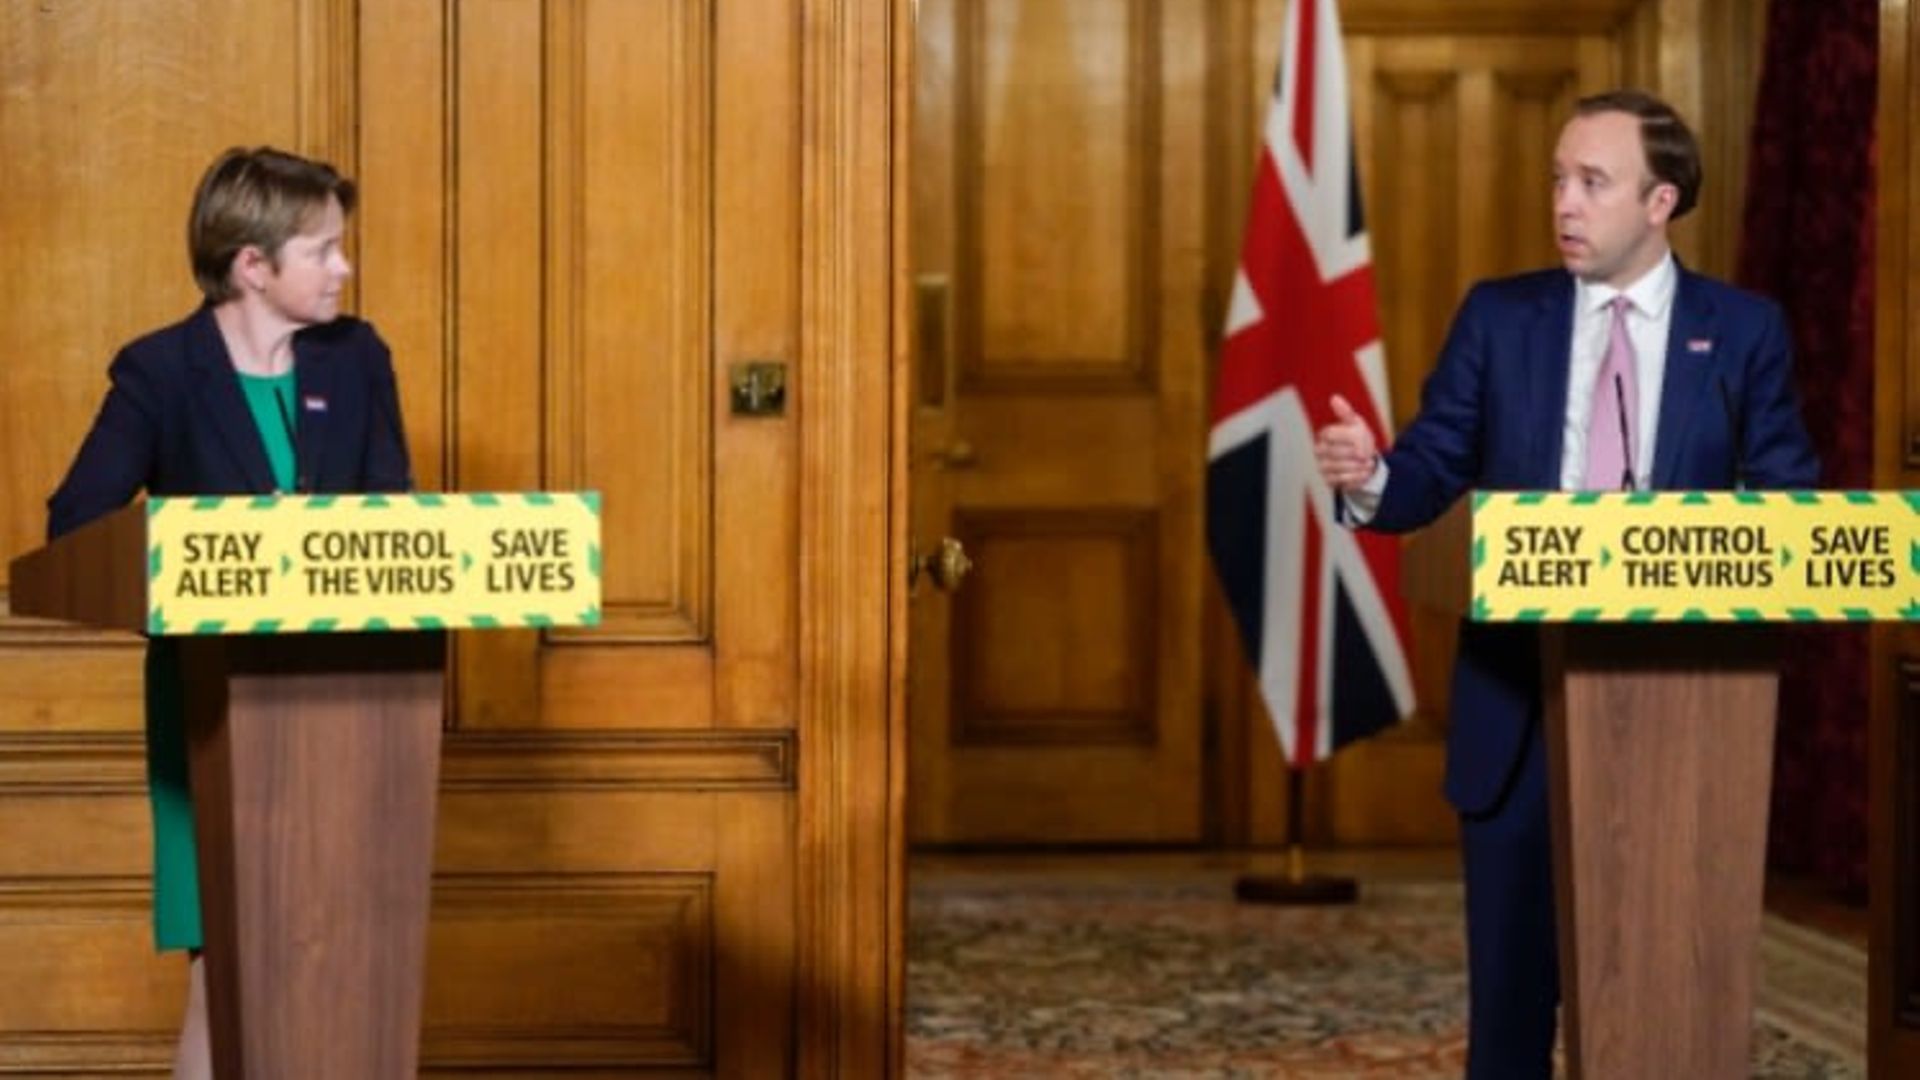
[48,305,412,540]
[1363,265,1818,816]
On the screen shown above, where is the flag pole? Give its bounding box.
[1234,767,1357,905]
[1211,0,1401,908]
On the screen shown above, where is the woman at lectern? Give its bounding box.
[45,147,412,1080]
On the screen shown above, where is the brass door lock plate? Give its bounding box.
[729,361,787,417]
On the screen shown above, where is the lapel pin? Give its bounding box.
[1686,338,1713,354]
[303,395,329,413]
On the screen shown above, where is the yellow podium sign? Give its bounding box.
[1471,491,1919,622]
[145,492,601,635]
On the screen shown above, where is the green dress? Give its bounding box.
[148,370,297,952]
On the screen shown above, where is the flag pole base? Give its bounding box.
[1233,842,1357,905]
[1232,873,1358,906]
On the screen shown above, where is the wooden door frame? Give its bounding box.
[793,0,910,1075]
[1875,0,1920,1073]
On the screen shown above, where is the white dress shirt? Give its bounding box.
[1344,250,1677,523]
[1560,252,1675,490]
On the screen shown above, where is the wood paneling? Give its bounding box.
[0,880,180,1069]
[438,731,793,791]
[910,0,1207,845]
[1366,69,1461,385]
[793,0,905,1070]
[957,0,1157,389]
[422,875,711,1069]
[1343,0,1638,33]
[567,0,713,642]
[950,509,1158,745]
[1625,0,1769,281]
[0,0,327,708]
[0,0,903,1074]
[0,6,343,1066]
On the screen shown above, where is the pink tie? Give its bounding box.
[1584,296,1639,491]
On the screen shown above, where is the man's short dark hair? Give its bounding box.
[1574,90,1702,220]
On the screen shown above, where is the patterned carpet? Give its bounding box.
[906,872,1865,1078]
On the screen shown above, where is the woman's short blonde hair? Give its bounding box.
[187,147,356,303]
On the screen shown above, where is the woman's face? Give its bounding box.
[257,196,351,326]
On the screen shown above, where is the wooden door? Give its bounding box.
[908,0,1210,844]
[0,1,901,1075]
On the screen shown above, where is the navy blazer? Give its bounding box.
[48,305,412,540]
[1364,265,1818,815]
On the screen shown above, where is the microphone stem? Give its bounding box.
[1614,372,1635,492]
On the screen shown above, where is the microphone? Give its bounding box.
[1718,375,1745,491]
[1613,372,1636,491]
[272,387,307,493]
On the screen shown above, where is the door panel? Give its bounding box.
[909,0,1207,844]
[359,2,796,1068]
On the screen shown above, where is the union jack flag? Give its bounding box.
[1206,0,1414,766]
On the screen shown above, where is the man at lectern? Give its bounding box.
[45,147,412,1079]
[1312,91,1818,1079]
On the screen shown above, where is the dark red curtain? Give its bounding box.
[1735,0,1877,896]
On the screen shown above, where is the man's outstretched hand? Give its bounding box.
[1314,394,1379,492]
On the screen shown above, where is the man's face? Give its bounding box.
[258,196,351,326]
[1551,111,1674,287]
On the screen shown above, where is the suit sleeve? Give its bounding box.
[357,328,415,493]
[1367,286,1491,533]
[46,349,162,540]
[1740,301,1820,490]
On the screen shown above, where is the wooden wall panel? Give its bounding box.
[0,0,332,721]
[382,0,736,733]
[446,0,549,725]
[909,0,1207,845]
[571,0,712,641]
[0,0,903,1074]
[357,0,450,491]
[453,1,546,496]
[0,4,341,1070]
[1489,70,1582,272]
[0,881,178,1073]
[0,0,304,562]
[422,875,710,1068]
[1622,0,1769,280]
[1363,69,1460,387]
[710,0,800,740]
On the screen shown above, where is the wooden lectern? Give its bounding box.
[10,502,445,1079]
[1404,502,1779,1079]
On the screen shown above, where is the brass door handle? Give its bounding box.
[911,537,972,592]
[935,440,978,469]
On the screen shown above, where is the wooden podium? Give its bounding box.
[11,491,597,1077]
[1404,500,1779,1079]
[11,501,443,1078]
[9,496,550,1079]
